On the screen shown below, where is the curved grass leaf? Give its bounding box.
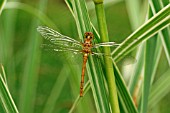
[4,2,56,28]
[19,0,48,113]
[149,1,170,65]
[0,0,6,15]
[128,44,145,94]
[140,2,169,113]
[125,0,142,29]
[112,4,170,62]
[0,65,19,113]
[148,68,170,109]
[0,64,7,84]
[42,66,69,113]
[125,1,146,109]
[113,62,138,113]
[69,81,91,113]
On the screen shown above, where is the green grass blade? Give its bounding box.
[160,27,170,65]
[4,2,56,28]
[149,1,170,65]
[141,37,156,113]
[0,64,7,84]
[125,0,145,105]
[129,1,169,108]
[0,65,19,113]
[125,0,142,29]
[139,35,162,113]
[87,56,111,113]
[68,65,85,112]
[113,62,138,113]
[94,1,120,113]
[42,66,69,113]
[19,0,48,113]
[161,0,169,6]
[0,0,6,15]
[140,2,167,112]
[112,4,170,62]
[69,81,91,113]
[148,68,170,109]
[148,1,168,81]
[125,0,145,95]
[0,0,19,110]
[128,44,145,95]
[65,0,111,113]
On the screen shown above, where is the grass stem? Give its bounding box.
[94,1,120,113]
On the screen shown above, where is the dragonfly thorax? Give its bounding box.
[82,46,92,54]
[82,41,92,54]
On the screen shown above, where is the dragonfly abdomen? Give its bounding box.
[80,53,88,97]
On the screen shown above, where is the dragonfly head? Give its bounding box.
[84,32,94,41]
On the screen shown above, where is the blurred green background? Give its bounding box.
[0,0,169,113]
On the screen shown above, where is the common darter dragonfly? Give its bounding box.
[37,26,119,97]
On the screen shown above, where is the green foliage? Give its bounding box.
[0,65,19,113]
[0,0,6,15]
[0,0,169,113]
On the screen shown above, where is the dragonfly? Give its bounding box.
[37,26,119,97]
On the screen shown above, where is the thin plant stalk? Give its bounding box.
[93,0,120,113]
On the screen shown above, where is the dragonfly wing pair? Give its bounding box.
[37,26,83,54]
[37,26,120,55]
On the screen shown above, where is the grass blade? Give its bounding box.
[140,2,167,113]
[19,0,48,112]
[148,68,170,109]
[4,2,56,28]
[127,2,169,112]
[125,0,142,29]
[0,65,19,113]
[125,0,145,94]
[42,66,69,113]
[94,1,120,113]
[0,0,19,110]
[112,4,170,62]
[149,1,170,65]
[128,44,145,95]
[160,27,170,65]
[113,62,138,113]
[0,64,7,84]
[125,0,145,108]
[0,0,6,15]
[69,81,91,113]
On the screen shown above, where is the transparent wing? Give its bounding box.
[41,43,83,54]
[37,26,82,49]
[93,42,120,48]
[41,44,83,65]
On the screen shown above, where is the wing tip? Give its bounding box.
[37,26,47,32]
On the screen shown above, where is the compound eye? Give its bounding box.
[85,35,88,38]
